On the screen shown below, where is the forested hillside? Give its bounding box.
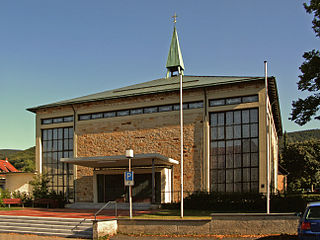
[0,147,35,172]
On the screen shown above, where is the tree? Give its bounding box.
[290,0,320,125]
[281,139,320,192]
[29,174,50,199]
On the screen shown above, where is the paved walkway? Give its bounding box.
[0,208,152,219]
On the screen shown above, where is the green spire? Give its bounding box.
[166,26,185,78]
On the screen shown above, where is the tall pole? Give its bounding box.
[265,61,270,214]
[180,69,184,218]
[129,157,133,219]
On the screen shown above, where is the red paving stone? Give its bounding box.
[0,208,153,219]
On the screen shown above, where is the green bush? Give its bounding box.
[163,192,320,213]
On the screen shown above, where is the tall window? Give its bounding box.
[210,108,259,192]
[42,127,74,201]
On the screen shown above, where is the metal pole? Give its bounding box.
[265,61,270,214]
[129,157,133,219]
[180,72,184,218]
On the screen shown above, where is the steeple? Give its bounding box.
[166,17,185,78]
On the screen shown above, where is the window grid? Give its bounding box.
[210,108,259,193]
[78,101,204,121]
[41,116,74,125]
[209,95,258,107]
[42,127,74,200]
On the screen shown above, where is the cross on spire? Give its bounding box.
[172,13,178,24]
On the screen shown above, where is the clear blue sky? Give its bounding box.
[0,0,319,150]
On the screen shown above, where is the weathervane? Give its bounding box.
[172,13,178,24]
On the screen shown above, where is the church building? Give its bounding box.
[27,24,282,204]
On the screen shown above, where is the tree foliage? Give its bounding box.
[281,139,320,191]
[0,147,35,172]
[291,1,320,125]
[29,174,50,199]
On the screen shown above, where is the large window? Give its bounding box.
[42,127,74,200]
[210,108,259,193]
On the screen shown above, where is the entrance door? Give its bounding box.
[97,173,161,203]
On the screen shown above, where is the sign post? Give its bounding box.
[125,149,134,219]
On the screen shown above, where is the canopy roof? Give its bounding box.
[60,153,179,169]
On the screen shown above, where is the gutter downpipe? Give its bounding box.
[265,61,270,214]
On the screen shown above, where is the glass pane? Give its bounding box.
[92,113,103,119]
[210,141,218,155]
[217,141,225,155]
[218,184,225,192]
[250,123,258,137]
[243,183,250,192]
[234,183,242,192]
[159,105,172,112]
[48,129,52,139]
[58,140,63,151]
[79,114,91,120]
[43,130,48,141]
[217,113,224,126]
[43,141,48,152]
[58,128,63,139]
[234,169,241,182]
[243,139,250,153]
[144,107,158,113]
[218,170,225,183]
[226,112,233,125]
[218,155,225,168]
[234,125,241,139]
[47,140,52,151]
[217,127,224,139]
[42,119,52,125]
[226,141,233,154]
[64,128,68,139]
[234,140,241,153]
[251,153,259,167]
[226,170,233,183]
[243,153,250,167]
[117,110,130,116]
[251,182,259,192]
[211,155,218,169]
[69,139,73,150]
[234,111,241,124]
[243,168,250,182]
[242,95,258,103]
[130,108,143,115]
[53,140,57,151]
[251,168,258,181]
[189,102,203,109]
[242,124,250,138]
[211,170,218,184]
[226,184,233,193]
[53,117,63,123]
[234,154,241,168]
[63,116,74,122]
[210,99,225,107]
[226,97,241,105]
[211,127,218,140]
[53,129,58,139]
[210,113,218,126]
[242,110,250,124]
[104,112,116,118]
[226,126,233,139]
[68,128,73,137]
[226,154,233,168]
[250,109,258,123]
[64,139,69,150]
[251,138,259,153]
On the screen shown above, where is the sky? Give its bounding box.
[0,0,319,150]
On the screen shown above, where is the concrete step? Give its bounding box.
[0,215,93,239]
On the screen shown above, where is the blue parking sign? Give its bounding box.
[124,171,134,186]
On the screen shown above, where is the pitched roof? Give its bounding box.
[0,159,19,173]
[27,75,282,135]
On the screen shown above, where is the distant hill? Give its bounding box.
[0,149,22,159]
[0,147,35,172]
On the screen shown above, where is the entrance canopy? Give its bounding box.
[60,153,179,169]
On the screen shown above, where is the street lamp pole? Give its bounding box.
[125,149,134,219]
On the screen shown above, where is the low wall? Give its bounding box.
[93,219,117,239]
[117,213,299,235]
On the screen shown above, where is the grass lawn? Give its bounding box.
[0,207,24,211]
[130,209,212,220]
